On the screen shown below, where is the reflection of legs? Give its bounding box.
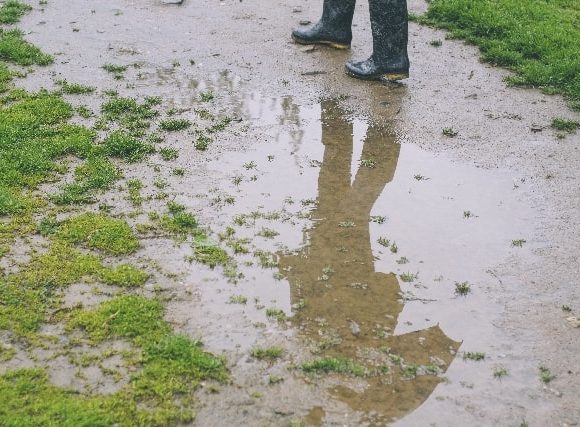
[315,101,353,219]
[345,0,409,81]
[291,0,356,49]
[348,124,400,218]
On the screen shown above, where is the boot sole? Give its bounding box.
[291,34,350,50]
[345,68,409,82]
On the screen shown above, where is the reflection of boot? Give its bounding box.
[345,0,409,81]
[291,0,356,49]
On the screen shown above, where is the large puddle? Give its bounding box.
[158,72,537,423]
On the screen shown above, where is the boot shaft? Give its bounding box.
[369,0,409,70]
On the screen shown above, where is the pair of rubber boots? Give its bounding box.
[292,0,409,81]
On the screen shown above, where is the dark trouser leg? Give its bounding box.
[291,0,356,49]
[345,0,409,81]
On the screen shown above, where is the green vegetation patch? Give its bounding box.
[300,357,368,377]
[101,96,158,136]
[551,117,579,133]
[102,130,154,162]
[52,157,120,205]
[55,79,96,95]
[1,239,148,338]
[0,29,53,66]
[250,346,284,361]
[0,0,31,24]
[0,92,98,210]
[0,63,12,93]
[416,0,580,109]
[159,118,191,132]
[57,213,140,255]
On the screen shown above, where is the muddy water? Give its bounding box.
[16,0,579,424]
[157,72,538,424]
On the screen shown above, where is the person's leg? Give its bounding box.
[291,0,356,49]
[345,0,409,81]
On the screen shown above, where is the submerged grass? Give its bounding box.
[415,0,580,109]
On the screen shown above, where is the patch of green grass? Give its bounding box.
[127,178,143,206]
[265,308,286,322]
[455,281,471,296]
[159,147,179,161]
[52,157,120,205]
[195,134,212,151]
[57,213,140,255]
[0,29,53,66]
[399,272,418,283]
[102,63,127,79]
[199,91,214,102]
[539,366,556,384]
[493,366,509,379]
[300,357,368,377]
[442,127,458,137]
[0,63,12,93]
[99,264,149,287]
[68,295,168,344]
[228,294,248,304]
[463,351,485,361]
[159,118,191,132]
[250,346,284,361]
[101,96,158,136]
[102,130,154,162]
[160,202,200,236]
[417,0,580,109]
[0,0,31,24]
[551,118,579,133]
[257,227,279,239]
[191,241,230,268]
[55,79,95,95]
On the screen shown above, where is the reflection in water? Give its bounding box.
[278,101,460,424]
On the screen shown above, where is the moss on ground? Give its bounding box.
[0,29,53,66]
[57,213,140,255]
[0,5,230,424]
[0,0,31,25]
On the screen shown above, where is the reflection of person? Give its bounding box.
[291,0,409,81]
[278,101,459,422]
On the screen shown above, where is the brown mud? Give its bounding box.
[5,0,580,425]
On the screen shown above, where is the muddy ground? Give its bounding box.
[7,0,580,425]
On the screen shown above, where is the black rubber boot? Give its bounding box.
[291,0,356,49]
[345,0,409,81]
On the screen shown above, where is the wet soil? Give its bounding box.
[7,0,580,425]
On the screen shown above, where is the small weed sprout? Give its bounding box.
[551,118,579,133]
[338,221,355,228]
[463,352,485,361]
[539,366,556,384]
[159,147,179,161]
[442,127,459,137]
[228,295,248,305]
[199,91,214,102]
[399,272,418,283]
[265,308,286,322]
[511,239,526,247]
[396,256,409,264]
[390,242,398,254]
[455,281,471,296]
[493,366,508,379]
[430,39,442,47]
[414,174,430,181]
[370,215,386,224]
[360,158,376,168]
[159,118,191,132]
[378,237,390,247]
[250,346,284,361]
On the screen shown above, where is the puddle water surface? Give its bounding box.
[157,72,538,424]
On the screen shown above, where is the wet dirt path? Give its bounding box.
[14,0,580,425]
